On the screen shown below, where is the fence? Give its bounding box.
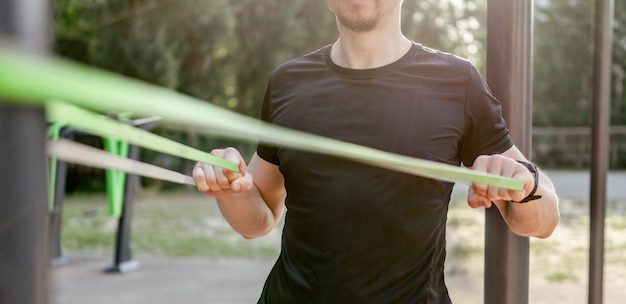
[533,126,626,169]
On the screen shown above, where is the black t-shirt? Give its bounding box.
[256,43,513,303]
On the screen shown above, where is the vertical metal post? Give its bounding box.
[49,128,74,267]
[485,1,533,303]
[49,158,68,263]
[0,1,50,304]
[589,0,614,303]
[106,144,141,273]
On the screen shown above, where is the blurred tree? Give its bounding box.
[54,0,236,100]
[50,0,496,190]
[533,0,626,127]
[53,0,626,126]
[52,0,626,183]
[230,0,336,117]
[54,0,489,114]
[53,0,240,190]
[533,0,594,127]
[612,0,626,124]
[53,0,99,62]
[403,0,487,70]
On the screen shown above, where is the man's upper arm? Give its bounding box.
[247,152,286,219]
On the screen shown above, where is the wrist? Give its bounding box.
[514,160,542,203]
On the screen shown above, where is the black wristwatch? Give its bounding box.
[515,160,542,203]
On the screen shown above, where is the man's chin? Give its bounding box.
[338,17,378,32]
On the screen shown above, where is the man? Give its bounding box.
[192,0,559,303]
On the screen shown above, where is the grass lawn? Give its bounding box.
[61,190,282,260]
[60,189,626,286]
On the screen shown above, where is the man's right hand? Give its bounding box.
[192,147,254,196]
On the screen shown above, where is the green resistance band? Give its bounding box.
[0,48,524,191]
[46,101,239,172]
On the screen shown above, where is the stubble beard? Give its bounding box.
[336,9,379,32]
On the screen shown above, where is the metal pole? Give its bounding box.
[106,144,141,273]
[49,128,74,267]
[485,0,533,303]
[589,0,614,303]
[0,0,50,304]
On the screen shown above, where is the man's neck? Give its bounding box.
[328,0,410,69]
[330,30,412,70]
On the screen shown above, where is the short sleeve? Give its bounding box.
[256,81,280,165]
[459,65,513,167]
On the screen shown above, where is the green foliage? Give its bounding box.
[402,0,487,70]
[53,0,487,118]
[613,0,626,124]
[229,0,336,117]
[533,0,626,127]
[545,272,579,283]
[52,0,626,182]
[533,0,595,126]
[51,0,626,126]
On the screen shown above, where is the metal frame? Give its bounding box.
[0,1,50,304]
[485,1,533,303]
[589,0,615,303]
[48,127,74,267]
[48,120,156,273]
[105,143,142,273]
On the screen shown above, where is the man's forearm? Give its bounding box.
[216,185,281,239]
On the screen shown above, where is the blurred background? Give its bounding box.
[53,0,626,193]
[47,0,626,303]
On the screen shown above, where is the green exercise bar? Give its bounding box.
[102,136,129,217]
[0,48,524,191]
[46,120,131,217]
[46,103,238,216]
[46,122,64,211]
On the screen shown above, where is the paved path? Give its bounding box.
[546,170,626,200]
[451,170,626,200]
[52,171,626,304]
[52,256,273,304]
[52,255,626,304]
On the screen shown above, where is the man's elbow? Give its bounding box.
[511,216,559,239]
[238,222,278,240]
[241,231,269,240]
